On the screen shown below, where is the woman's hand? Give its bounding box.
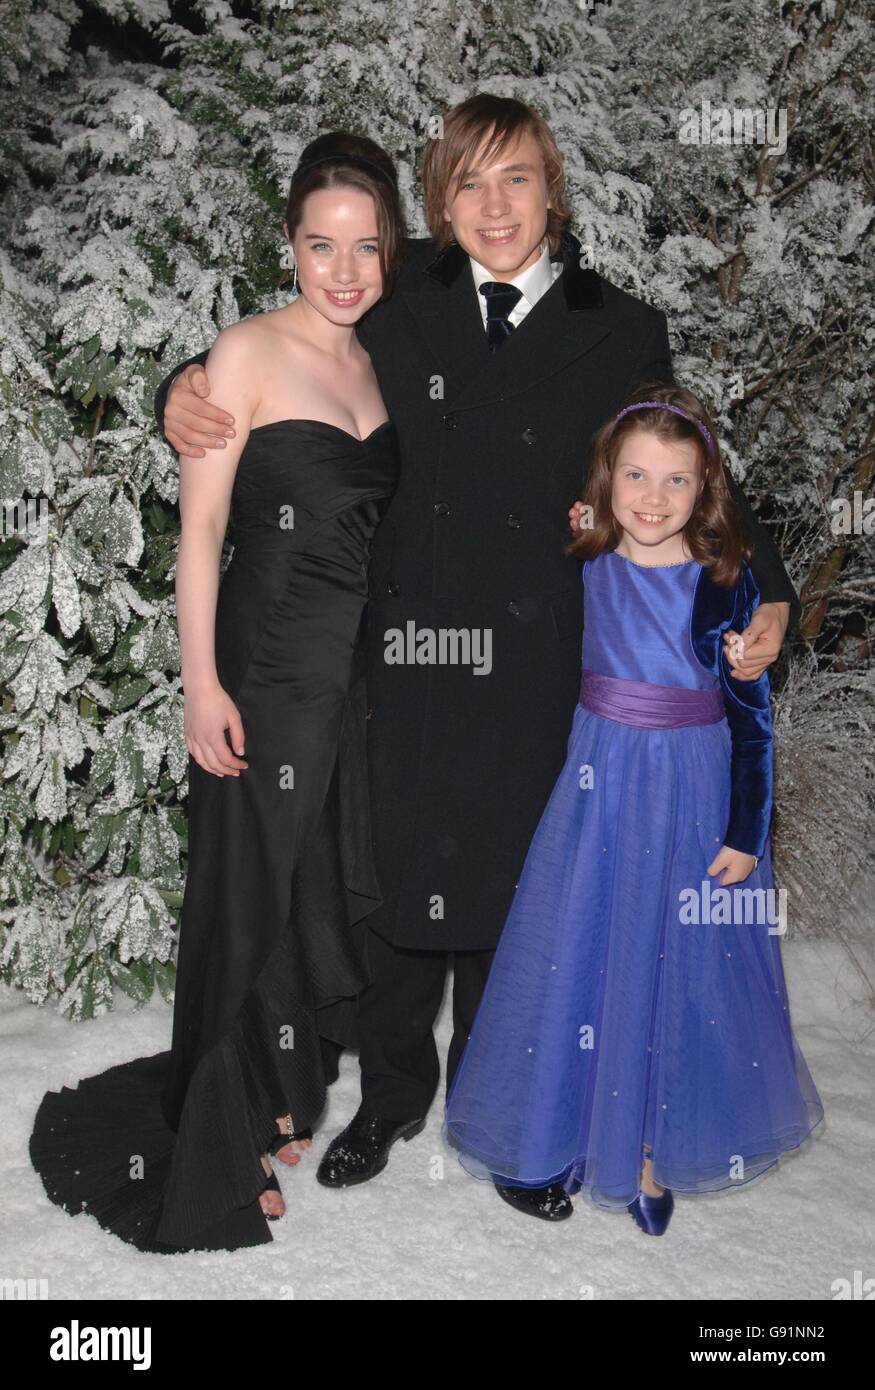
[184,680,249,777]
[707,844,757,886]
[568,498,586,532]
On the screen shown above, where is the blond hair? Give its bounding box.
[420,94,569,255]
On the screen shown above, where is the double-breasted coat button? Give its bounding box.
[387,581,400,595]
[521,427,537,444]
[443,413,458,430]
[433,501,450,516]
[506,600,520,616]
[506,513,522,528]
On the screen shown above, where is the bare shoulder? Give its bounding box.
[207,315,270,361]
[219,305,312,364]
[201,318,269,417]
[206,315,277,382]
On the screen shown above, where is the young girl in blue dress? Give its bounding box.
[443,383,824,1235]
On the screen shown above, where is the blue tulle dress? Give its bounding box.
[444,550,824,1208]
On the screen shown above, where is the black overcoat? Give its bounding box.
[155,230,799,953]
[351,231,797,950]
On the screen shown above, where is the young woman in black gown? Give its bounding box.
[29,134,403,1252]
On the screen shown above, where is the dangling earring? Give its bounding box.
[280,238,298,294]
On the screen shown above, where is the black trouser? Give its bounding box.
[357,925,495,1121]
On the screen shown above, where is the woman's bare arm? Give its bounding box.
[175,323,257,774]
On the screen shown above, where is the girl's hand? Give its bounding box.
[184,681,249,777]
[707,844,758,886]
[568,498,586,532]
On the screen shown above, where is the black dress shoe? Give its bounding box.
[494,1181,574,1221]
[316,1107,426,1187]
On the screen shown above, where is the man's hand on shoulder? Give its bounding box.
[165,360,236,459]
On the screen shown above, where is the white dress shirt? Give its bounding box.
[469,239,564,331]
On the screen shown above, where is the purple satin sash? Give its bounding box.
[579,668,725,729]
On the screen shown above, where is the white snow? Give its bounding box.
[3,940,872,1301]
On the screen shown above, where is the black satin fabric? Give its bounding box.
[29,418,399,1253]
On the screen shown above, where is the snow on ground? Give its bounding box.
[2,940,873,1301]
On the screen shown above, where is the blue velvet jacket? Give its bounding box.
[689,559,774,860]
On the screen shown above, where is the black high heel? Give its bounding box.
[259,1112,307,1222]
[259,1165,284,1222]
[267,1113,313,1161]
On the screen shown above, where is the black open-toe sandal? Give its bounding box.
[267,1112,313,1159]
[259,1166,284,1222]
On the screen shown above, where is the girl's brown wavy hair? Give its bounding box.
[564,382,750,588]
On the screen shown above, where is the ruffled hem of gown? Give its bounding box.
[443,1105,825,1209]
[29,676,382,1254]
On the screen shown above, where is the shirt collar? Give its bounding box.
[468,238,555,309]
[423,229,603,312]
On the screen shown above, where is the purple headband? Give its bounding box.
[612,401,714,454]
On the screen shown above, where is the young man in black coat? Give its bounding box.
[155,94,798,1222]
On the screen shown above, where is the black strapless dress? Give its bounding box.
[29,417,400,1253]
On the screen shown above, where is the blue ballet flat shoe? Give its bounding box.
[629,1186,674,1236]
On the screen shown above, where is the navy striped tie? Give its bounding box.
[478,281,523,351]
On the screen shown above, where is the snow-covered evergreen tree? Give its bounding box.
[1,0,871,1018]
